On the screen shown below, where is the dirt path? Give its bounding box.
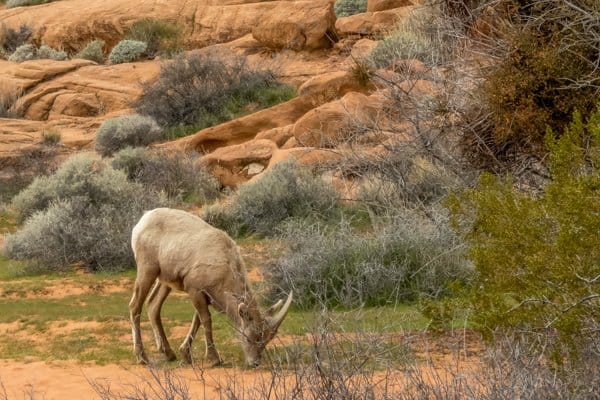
[0,360,270,399]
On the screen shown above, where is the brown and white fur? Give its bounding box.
[129,208,292,367]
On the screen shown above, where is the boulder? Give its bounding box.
[1,59,159,121]
[49,93,102,118]
[297,70,366,103]
[254,125,294,147]
[349,38,378,63]
[252,0,336,51]
[335,7,414,37]
[200,139,278,186]
[291,91,379,148]
[367,0,412,12]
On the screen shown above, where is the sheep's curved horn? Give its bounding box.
[268,291,293,332]
[266,299,284,317]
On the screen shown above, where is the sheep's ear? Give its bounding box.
[238,303,249,321]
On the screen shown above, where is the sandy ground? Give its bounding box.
[0,360,269,399]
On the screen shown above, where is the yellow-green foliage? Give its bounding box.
[447,109,600,353]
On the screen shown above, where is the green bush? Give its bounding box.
[5,155,161,271]
[202,160,339,236]
[135,52,296,134]
[111,147,220,203]
[108,40,147,64]
[95,114,162,157]
[446,109,600,356]
[333,0,367,17]
[268,208,470,308]
[8,43,67,62]
[124,18,182,58]
[75,39,105,64]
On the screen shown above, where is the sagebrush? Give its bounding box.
[268,208,469,307]
[108,40,147,64]
[95,114,163,157]
[202,160,339,236]
[135,52,295,134]
[75,39,105,63]
[5,155,161,271]
[111,147,220,203]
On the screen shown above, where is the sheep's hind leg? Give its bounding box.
[129,272,158,365]
[147,281,177,361]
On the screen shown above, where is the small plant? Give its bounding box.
[350,61,373,88]
[36,45,67,61]
[333,0,367,17]
[40,129,61,146]
[8,43,67,62]
[107,40,147,64]
[95,114,163,157]
[0,24,32,53]
[203,160,339,236]
[124,19,182,58]
[111,147,220,203]
[0,83,21,118]
[75,39,105,63]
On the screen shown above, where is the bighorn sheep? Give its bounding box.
[129,208,293,367]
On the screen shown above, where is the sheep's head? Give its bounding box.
[238,291,293,367]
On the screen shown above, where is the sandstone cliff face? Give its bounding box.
[0,0,336,52]
[1,0,426,187]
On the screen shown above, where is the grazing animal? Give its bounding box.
[129,207,293,367]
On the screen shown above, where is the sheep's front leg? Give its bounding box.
[187,292,223,366]
[147,282,176,361]
[129,275,157,364]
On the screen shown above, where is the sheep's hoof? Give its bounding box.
[210,358,224,368]
[164,348,177,361]
[180,347,193,364]
[137,352,149,365]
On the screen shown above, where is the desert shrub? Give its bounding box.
[111,147,220,203]
[95,114,163,157]
[40,129,61,145]
[0,83,21,118]
[75,39,105,63]
[446,109,600,357]
[5,155,160,271]
[268,208,470,308]
[8,43,67,62]
[135,52,295,133]
[462,0,600,169]
[36,45,67,60]
[369,6,452,68]
[333,0,367,17]
[6,0,52,7]
[124,18,182,58]
[108,39,147,64]
[202,160,339,236]
[0,24,32,53]
[0,147,58,203]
